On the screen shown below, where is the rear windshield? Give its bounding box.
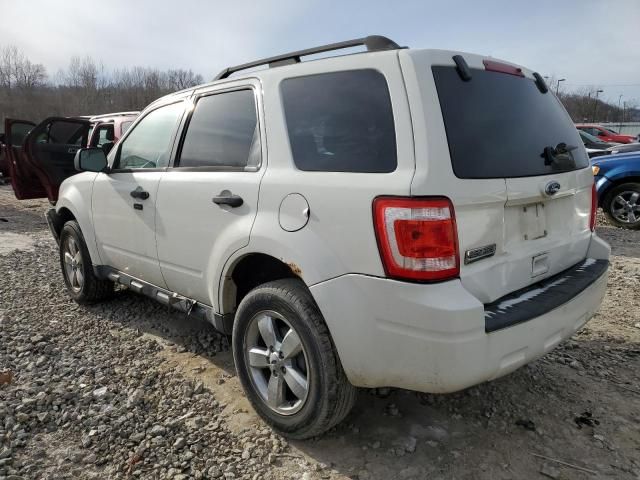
[432,66,589,178]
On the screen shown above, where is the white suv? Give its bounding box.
[33,36,610,438]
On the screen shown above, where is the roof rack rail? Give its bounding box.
[214,35,404,80]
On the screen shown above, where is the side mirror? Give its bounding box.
[75,147,108,172]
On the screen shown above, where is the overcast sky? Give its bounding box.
[2,0,639,105]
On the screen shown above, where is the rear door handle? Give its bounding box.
[130,187,150,200]
[212,192,243,208]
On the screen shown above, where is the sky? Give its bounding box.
[2,0,640,106]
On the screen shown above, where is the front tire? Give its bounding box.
[232,279,357,439]
[59,220,113,304]
[603,182,640,229]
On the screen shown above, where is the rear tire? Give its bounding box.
[603,182,640,229]
[59,220,114,304]
[232,279,357,439]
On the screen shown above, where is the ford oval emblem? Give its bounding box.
[545,181,561,196]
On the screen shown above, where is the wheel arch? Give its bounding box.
[600,174,640,206]
[219,252,301,316]
[55,177,102,265]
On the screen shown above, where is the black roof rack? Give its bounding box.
[214,35,403,80]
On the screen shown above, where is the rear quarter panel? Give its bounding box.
[218,51,416,311]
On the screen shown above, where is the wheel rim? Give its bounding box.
[244,310,310,415]
[611,190,640,224]
[63,236,84,292]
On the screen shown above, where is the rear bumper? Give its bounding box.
[311,235,610,393]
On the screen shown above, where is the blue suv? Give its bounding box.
[592,151,640,229]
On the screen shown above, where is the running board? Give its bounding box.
[94,266,234,335]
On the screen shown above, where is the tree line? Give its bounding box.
[1,45,638,129]
[0,45,203,126]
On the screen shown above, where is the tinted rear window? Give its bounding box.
[432,66,589,178]
[281,70,397,173]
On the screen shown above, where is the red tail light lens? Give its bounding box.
[373,197,460,281]
[590,183,597,231]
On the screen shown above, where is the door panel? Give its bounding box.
[92,172,167,287]
[154,85,263,306]
[155,171,261,305]
[4,119,45,199]
[24,117,91,202]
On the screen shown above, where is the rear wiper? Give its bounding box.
[541,142,578,168]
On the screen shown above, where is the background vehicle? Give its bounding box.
[578,130,616,158]
[4,112,137,202]
[15,36,610,439]
[607,142,640,155]
[0,133,8,180]
[593,152,640,229]
[576,124,636,144]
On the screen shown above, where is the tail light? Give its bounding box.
[590,183,597,231]
[373,197,459,282]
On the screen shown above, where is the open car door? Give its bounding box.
[20,117,92,202]
[4,118,45,199]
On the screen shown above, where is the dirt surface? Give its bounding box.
[1,184,639,480]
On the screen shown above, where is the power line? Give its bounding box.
[563,83,640,87]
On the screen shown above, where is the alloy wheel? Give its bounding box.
[243,310,310,415]
[611,190,640,224]
[63,237,84,292]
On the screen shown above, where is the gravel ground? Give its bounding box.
[1,185,639,480]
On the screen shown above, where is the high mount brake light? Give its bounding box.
[483,59,524,77]
[373,197,460,281]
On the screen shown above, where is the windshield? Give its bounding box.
[579,130,607,145]
[604,127,619,135]
[432,66,589,178]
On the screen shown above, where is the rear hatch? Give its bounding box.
[401,50,594,304]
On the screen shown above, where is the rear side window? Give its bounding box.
[433,66,589,178]
[281,70,397,173]
[178,89,259,169]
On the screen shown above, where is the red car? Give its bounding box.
[575,124,636,144]
[3,112,138,201]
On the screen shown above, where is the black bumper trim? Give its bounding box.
[484,259,608,333]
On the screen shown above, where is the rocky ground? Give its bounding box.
[0,184,639,480]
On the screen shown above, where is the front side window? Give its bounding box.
[281,69,397,173]
[178,89,259,169]
[116,102,184,170]
[91,125,115,147]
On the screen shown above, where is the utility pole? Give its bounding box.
[556,78,566,96]
[593,89,603,122]
[618,94,624,130]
